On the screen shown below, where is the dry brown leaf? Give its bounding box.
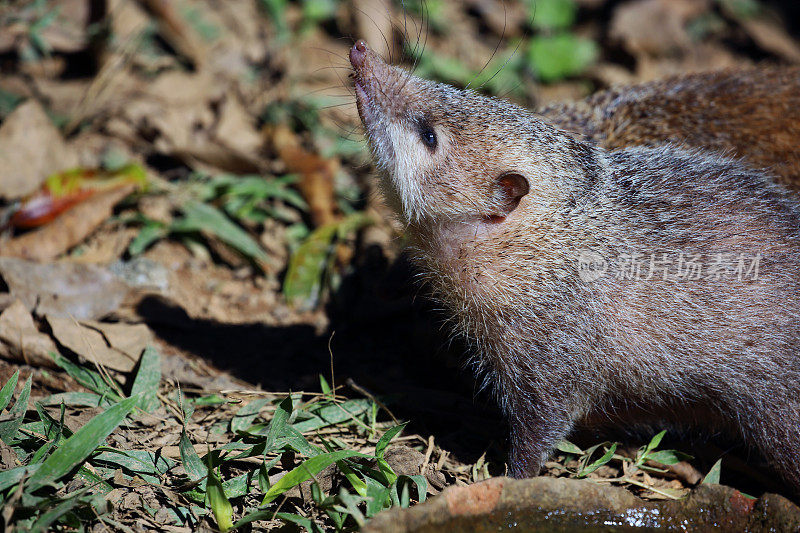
[121,83,263,172]
[270,124,340,227]
[85,321,153,360]
[140,0,206,68]
[738,17,800,64]
[47,316,140,373]
[0,257,129,320]
[0,300,58,369]
[109,0,150,43]
[665,461,703,486]
[610,0,709,57]
[1,184,135,262]
[0,100,79,200]
[68,227,137,265]
[215,96,265,158]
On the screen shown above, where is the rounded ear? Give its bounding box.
[495,173,530,216]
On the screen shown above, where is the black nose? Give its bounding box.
[350,40,368,69]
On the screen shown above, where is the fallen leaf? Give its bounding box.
[0,100,78,200]
[737,16,800,64]
[140,0,206,68]
[47,316,140,373]
[0,300,58,369]
[68,227,137,265]
[0,258,129,320]
[83,321,153,360]
[9,165,147,229]
[283,213,372,309]
[610,0,709,57]
[1,184,135,261]
[123,86,263,173]
[269,124,339,227]
[214,96,266,159]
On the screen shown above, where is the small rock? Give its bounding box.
[384,446,425,476]
[109,258,170,292]
[0,258,129,320]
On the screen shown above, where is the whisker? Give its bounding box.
[399,0,429,93]
[413,0,430,74]
[467,0,507,90]
[312,66,355,74]
[308,46,350,62]
[478,0,534,93]
[318,102,358,111]
[353,4,394,64]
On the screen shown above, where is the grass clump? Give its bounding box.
[0,351,426,531]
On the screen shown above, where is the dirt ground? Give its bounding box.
[1,0,800,530]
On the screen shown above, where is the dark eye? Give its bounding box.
[419,125,437,150]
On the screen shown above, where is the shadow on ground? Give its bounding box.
[136,244,507,469]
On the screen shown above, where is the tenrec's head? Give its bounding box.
[350,40,592,227]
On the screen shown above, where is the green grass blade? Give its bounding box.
[128,221,167,256]
[0,464,41,492]
[404,474,428,503]
[27,394,140,492]
[231,398,270,434]
[292,399,371,433]
[377,457,398,485]
[207,467,233,532]
[266,397,292,449]
[556,440,583,455]
[283,213,371,309]
[234,510,322,532]
[336,459,367,497]
[232,508,275,530]
[0,374,32,443]
[279,425,321,458]
[646,450,692,466]
[282,223,337,309]
[336,488,366,527]
[274,512,323,533]
[131,347,161,412]
[92,449,174,476]
[52,353,123,401]
[644,430,667,456]
[578,443,618,478]
[375,422,407,459]
[221,471,253,499]
[319,374,331,396]
[0,369,20,412]
[703,458,722,484]
[364,476,391,517]
[257,456,281,492]
[178,200,268,263]
[30,489,87,533]
[180,429,207,484]
[261,450,369,505]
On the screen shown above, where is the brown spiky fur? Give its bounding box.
[350,41,800,491]
[542,67,800,190]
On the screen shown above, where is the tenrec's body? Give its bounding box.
[349,40,800,491]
